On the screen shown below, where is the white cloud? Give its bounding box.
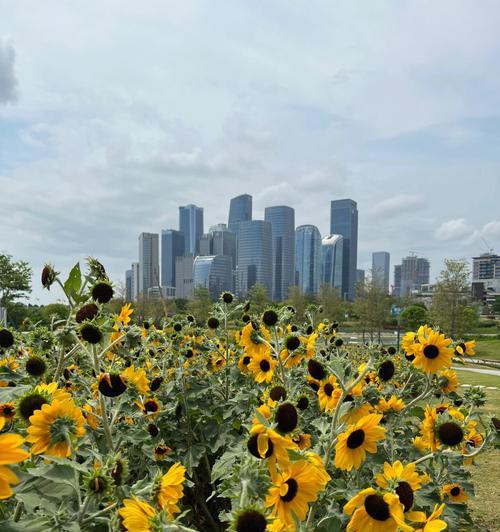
[0,37,17,104]
[434,219,473,241]
[369,195,423,217]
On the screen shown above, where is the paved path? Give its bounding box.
[453,366,500,377]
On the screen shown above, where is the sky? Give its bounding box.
[0,0,499,304]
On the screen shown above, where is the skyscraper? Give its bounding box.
[138,233,159,295]
[125,269,133,301]
[321,235,343,292]
[295,225,322,295]
[265,205,295,301]
[199,224,236,270]
[228,194,252,235]
[179,204,204,255]
[193,255,233,300]
[356,269,365,284]
[398,253,430,296]
[236,220,272,298]
[175,255,195,299]
[330,199,358,300]
[372,251,390,293]
[161,229,185,288]
[131,262,139,301]
[393,264,402,297]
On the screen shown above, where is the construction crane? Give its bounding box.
[481,237,494,254]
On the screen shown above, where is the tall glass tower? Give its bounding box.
[193,255,233,299]
[372,251,390,293]
[295,225,322,295]
[330,199,358,300]
[179,204,204,255]
[265,205,295,301]
[321,235,343,292]
[138,232,159,295]
[236,220,272,298]
[228,194,252,235]
[161,229,185,287]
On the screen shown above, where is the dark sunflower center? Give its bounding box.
[457,342,466,352]
[242,356,251,365]
[344,394,354,403]
[423,345,439,359]
[346,428,365,449]
[144,400,159,412]
[236,509,267,532]
[438,422,464,446]
[247,434,274,459]
[324,383,334,397]
[260,359,271,372]
[280,478,298,502]
[364,494,390,521]
[395,481,414,512]
[3,405,14,416]
[450,487,461,496]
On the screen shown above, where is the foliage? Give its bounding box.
[0,253,32,306]
[0,259,495,531]
[187,286,212,324]
[316,284,344,324]
[247,283,270,314]
[400,305,428,331]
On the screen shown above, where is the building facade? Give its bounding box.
[356,269,365,284]
[161,229,185,288]
[138,233,159,295]
[330,199,358,300]
[265,205,295,301]
[175,255,194,299]
[321,234,343,292]
[179,204,203,255]
[193,255,233,300]
[295,225,322,295]
[199,224,236,270]
[393,264,402,297]
[228,194,252,235]
[397,253,430,296]
[372,251,390,293]
[472,253,500,306]
[125,269,133,301]
[236,220,272,298]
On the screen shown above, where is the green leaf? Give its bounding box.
[63,262,82,298]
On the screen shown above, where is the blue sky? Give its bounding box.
[0,0,499,303]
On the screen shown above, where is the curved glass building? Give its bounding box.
[295,225,322,295]
[321,234,343,293]
[193,255,233,300]
[228,194,252,235]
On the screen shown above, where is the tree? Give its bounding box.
[40,303,69,325]
[286,286,307,319]
[492,296,500,315]
[429,259,478,337]
[0,253,32,306]
[317,284,344,324]
[400,305,428,331]
[247,284,270,314]
[187,286,212,324]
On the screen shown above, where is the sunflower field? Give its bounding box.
[0,259,497,532]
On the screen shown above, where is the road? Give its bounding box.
[453,366,500,378]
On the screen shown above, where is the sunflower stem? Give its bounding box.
[81,503,117,525]
[91,345,115,452]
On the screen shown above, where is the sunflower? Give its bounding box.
[248,426,298,476]
[407,503,447,532]
[279,348,303,369]
[413,436,429,454]
[344,487,412,532]
[239,322,271,358]
[0,433,30,499]
[439,369,459,394]
[412,330,453,374]
[305,332,318,358]
[0,402,15,422]
[122,365,150,394]
[265,459,329,527]
[421,406,464,452]
[341,401,374,425]
[248,351,277,384]
[238,354,252,373]
[377,395,405,413]
[116,303,133,326]
[317,376,341,413]
[375,461,429,512]
[154,443,173,461]
[292,433,311,450]
[26,399,86,457]
[154,462,186,520]
[334,414,386,471]
[119,497,158,531]
[442,483,468,503]
[454,340,475,357]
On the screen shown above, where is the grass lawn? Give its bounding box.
[473,338,500,361]
[457,369,500,414]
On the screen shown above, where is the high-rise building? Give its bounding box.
[236,220,272,298]
[138,233,159,295]
[179,204,204,255]
[356,269,365,284]
[372,251,390,293]
[265,205,295,301]
[175,255,195,299]
[321,235,343,292]
[330,199,358,300]
[295,225,322,295]
[125,269,133,301]
[199,224,236,271]
[161,229,185,288]
[393,264,402,297]
[193,255,233,300]
[228,194,252,235]
[397,253,430,296]
[472,253,500,304]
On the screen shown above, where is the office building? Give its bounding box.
[265,205,295,301]
[321,235,343,292]
[161,229,185,288]
[396,253,430,296]
[472,253,500,306]
[393,264,402,297]
[147,286,176,300]
[228,194,252,235]
[372,251,390,293]
[193,255,233,300]
[175,255,195,299]
[179,204,204,255]
[356,269,365,284]
[125,269,133,301]
[330,199,358,300]
[236,220,272,297]
[138,233,159,295]
[199,224,236,270]
[295,225,322,295]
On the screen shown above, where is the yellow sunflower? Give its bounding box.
[265,459,330,527]
[239,322,271,358]
[248,426,298,477]
[118,497,158,531]
[454,339,475,357]
[375,461,429,512]
[334,414,386,471]
[35,381,71,402]
[27,399,86,457]
[439,369,459,394]
[122,365,150,394]
[247,351,277,384]
[0,402,15,422]
[413,436,429,454]
[237,354,252,373]
[341,402,374,424]
[442,483,468,503]
[116,303,133,326]
[0,433,30,499]
[412,330,453,374]
[377,395,405,413]
[279,348,303,368]
[344,488,412,532]
[407,503,447,532]
[292,433,311,450]
[421,405,464,452]
[317,376,341,413]
[305,332,318,358]
[154,462,186,520]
